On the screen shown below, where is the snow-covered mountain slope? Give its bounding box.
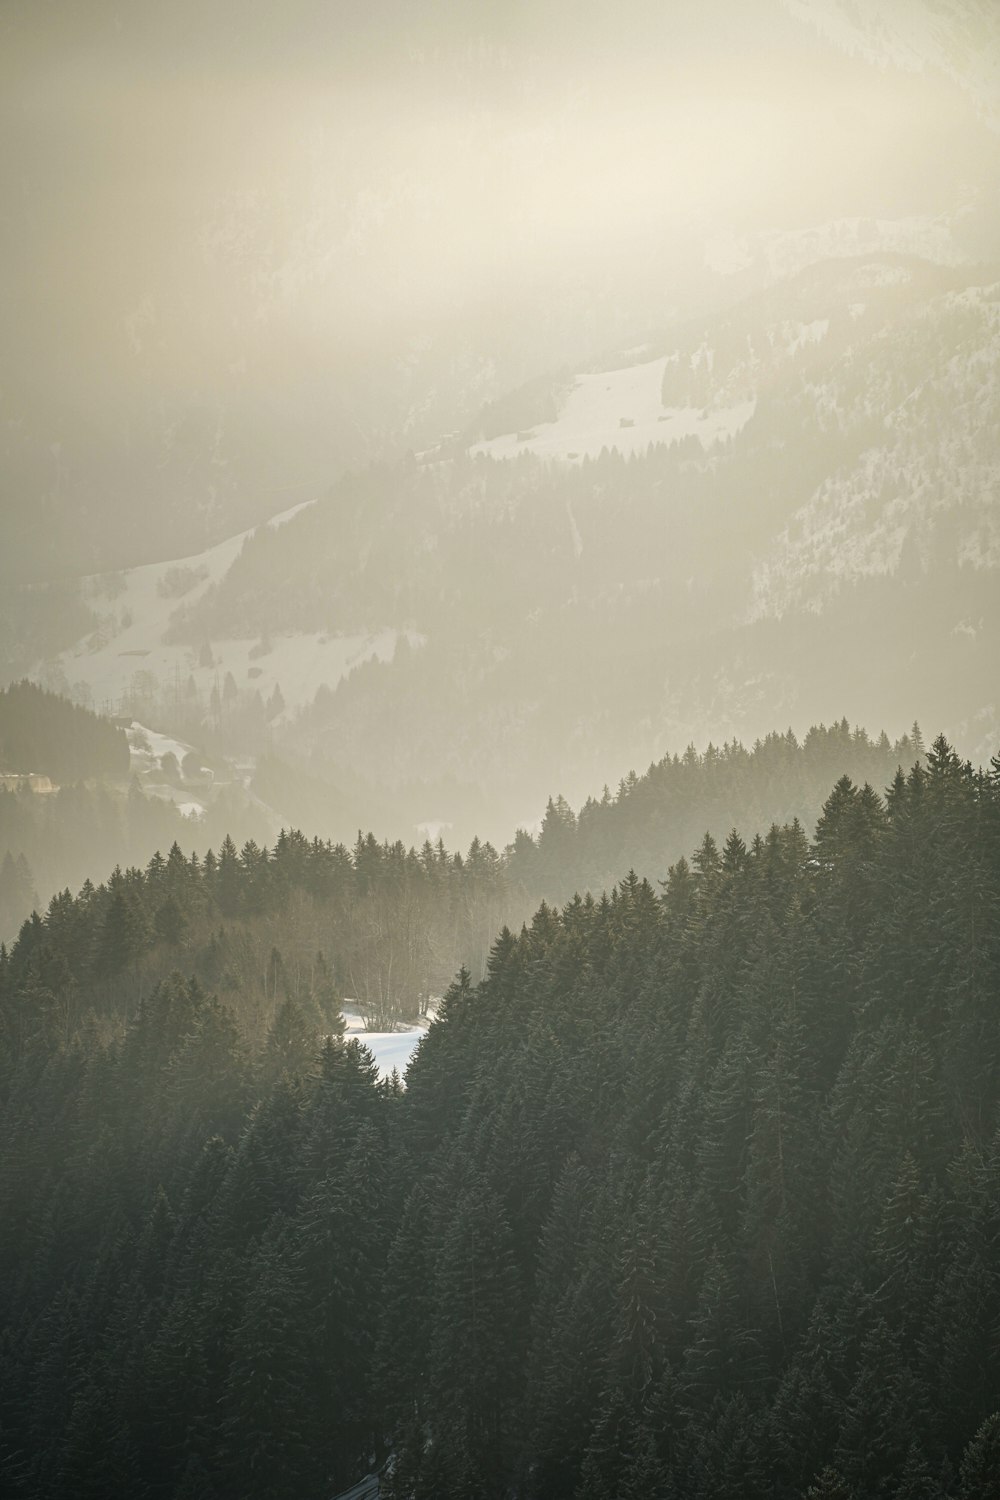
[39,501,404,719]
[752,277,1000,617]
[6,0,997,593]
[124,721,211,818]
[469,356,755,463]
[469,248,988,470]
[468,203,983,467]
[21,250,1000,847]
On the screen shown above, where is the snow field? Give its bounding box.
[470,355,755,462]
[37,499,406,718]
[341,1003,431,1080]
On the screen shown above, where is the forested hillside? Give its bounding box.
[4,5,999,1496]
[1,737,998,1498]
[384,738,1000,1498]
[0,775,274,947]
[0,681,129,782]
[21,259,999,851]
[0,719,921,1025]
[190,262,1000,779]
[510,719,925,906]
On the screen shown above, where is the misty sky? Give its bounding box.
[2,0,998,575]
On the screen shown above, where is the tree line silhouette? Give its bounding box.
[1,734,998,1497]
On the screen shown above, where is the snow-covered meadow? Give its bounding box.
[341,1004,431,1080]
[38,502,404,719]
[470,355,755,463]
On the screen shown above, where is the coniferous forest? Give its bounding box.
[5,6,1000,1498]
[0,718,926,1028]
[0,682,129,784]
[2,736,999,1498]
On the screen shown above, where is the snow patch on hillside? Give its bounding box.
[124,723,212,819]
[49,625,401,723]
[787,319,831,356]
[751,280,1000,616]
[33,500,409,718]
[127,724,194,770]
[341,1004,430,1080]
[470,356,755,462]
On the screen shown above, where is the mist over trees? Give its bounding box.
[511,719,926,908]
[2,741,998,1498]
[8,252,998,851]
[0,717,922,1022]
[3,2,1000,1495]
[0,772,275,947]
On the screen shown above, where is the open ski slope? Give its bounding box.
[37,502,404,719]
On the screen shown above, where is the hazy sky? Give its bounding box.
[2,0,997,574]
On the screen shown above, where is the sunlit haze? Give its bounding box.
[3,8,1000,1498]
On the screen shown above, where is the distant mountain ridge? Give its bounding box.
[5,0,997,585]
[13,245,995,841]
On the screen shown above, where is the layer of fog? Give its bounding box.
[3,0,998,577]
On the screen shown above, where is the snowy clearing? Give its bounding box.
[127,723,194,769]
[34,501,408,718]
[49,624,401,722]
[470,356,755,462]
[341,1004,430,1080]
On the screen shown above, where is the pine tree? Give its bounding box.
[215,835,241,917]
[427,1180,523,1491]
[804,1470,858,1500]
[220,1220,316,1500]
[958,1412,1000,1499]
